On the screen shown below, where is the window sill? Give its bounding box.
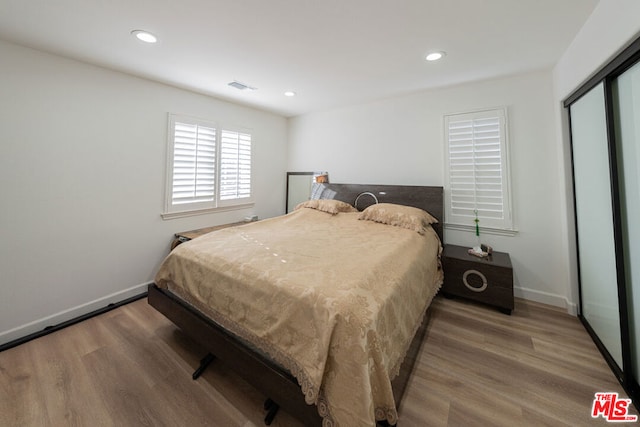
[161,202,255,220]
[444,223,518,237]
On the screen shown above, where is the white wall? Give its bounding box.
[0,40,288,345]
[288,69,570,309]
[554,0,640,101]
[552,0,640,313]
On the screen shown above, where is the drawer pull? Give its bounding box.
[463,270,488,292]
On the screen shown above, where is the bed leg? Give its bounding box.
[263,398,280,425]
[192,352,216,380]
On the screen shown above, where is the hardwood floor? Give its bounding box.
[0,295,635,426]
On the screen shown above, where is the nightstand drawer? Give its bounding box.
[441,244,514,314]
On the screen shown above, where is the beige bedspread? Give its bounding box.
[155,207,442,426]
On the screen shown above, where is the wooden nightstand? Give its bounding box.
[441,244,514,314]
[171,221,247,250]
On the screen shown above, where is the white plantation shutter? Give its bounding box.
[220,130,252,201]
[444,108,513,231]
[171,121,216,205]
[164,114,253,216]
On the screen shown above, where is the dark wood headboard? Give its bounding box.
[319,183,444,241]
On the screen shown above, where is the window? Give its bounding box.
[444,108,513,233]
[220,130,252,201]
[164,114,252,218]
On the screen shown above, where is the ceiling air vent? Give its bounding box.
[228,80,257,91]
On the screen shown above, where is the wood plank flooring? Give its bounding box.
[0,295,635,426]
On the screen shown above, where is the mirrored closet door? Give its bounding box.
[569,82,623,368]
[613,61,640,388]
[566,35,640,406]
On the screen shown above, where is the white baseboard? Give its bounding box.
[514,286,578,316]
[0,282,151,347]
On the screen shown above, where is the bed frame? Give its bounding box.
[148,184,443,426]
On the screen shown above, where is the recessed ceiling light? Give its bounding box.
[131,30,157,43]
[426,51,446,61]
[284,91,296,97]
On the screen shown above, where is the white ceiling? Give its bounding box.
[0,0,598,117]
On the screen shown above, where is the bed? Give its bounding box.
[149,184,443,426]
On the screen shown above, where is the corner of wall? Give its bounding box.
[514,285,577,316]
